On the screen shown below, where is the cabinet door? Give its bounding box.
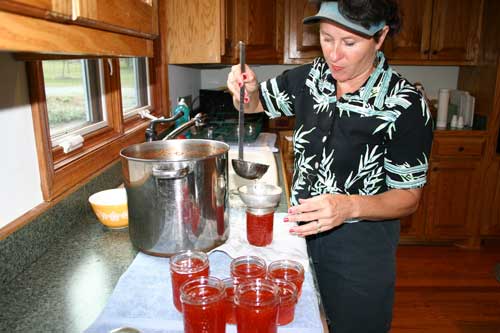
[73,0,158,38]
[284,0,321,63]
[0,0,72,21]
[383,0,433,61]
[480,159,500,236]
[429,0,482,61]
[232,0,282,64]
[400,187,427,240]
[425,159,481,239]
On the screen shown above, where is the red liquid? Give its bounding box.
[223,285,236,324]
[216,205,225,236]
[268,267,304,298]
[171,258,209,312]
[277,288,296,325]
[231,262,267,283]
[246,211,274,246]
[236,290,279,333]
[183,286,225,333]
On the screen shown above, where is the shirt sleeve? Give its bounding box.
[384,84,434,189]
[258,64,310,119]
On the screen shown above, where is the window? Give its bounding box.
[27,55,166,201]
[42,59,106,147]
[119,57,150,118]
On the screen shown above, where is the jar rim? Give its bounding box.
[170,250,209,273]
[234,278,280,307]
[180,276,225,305]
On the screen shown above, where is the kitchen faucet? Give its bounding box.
[144,112,207,142]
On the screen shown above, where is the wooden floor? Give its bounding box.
[392,244,500,333]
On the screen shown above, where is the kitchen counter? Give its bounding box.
[0,153,298,333]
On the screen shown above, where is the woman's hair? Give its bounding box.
[336,0,402,40]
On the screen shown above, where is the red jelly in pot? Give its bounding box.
[170,250,209,312]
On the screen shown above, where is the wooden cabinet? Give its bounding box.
[283,0,483,65]
[384,0,483,64]
[284,0,321,64]
[166,0,283,64]
[72,0,159,38]
[0,0,72,21]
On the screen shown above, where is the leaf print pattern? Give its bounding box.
[344,145,384,191]
[258,52,433,218]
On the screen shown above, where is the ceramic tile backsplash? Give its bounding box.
[0,162,123,288]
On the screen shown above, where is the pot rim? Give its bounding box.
[120,139,230,163]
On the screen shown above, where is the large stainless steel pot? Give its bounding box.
[120,139,229,257]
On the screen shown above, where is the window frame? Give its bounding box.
[26,51,168,201]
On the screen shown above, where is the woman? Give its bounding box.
[227,1,433,332]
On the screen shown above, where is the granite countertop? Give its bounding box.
[0,153,293,333]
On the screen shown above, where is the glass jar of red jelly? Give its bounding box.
[222,277,238,325]
[271,278,298,326]
[180,276,226,333]
[170,250,209,312]
[230,255,267,283]
[234,278,280,333]
[246,207,275,246]
[267,259,305,298]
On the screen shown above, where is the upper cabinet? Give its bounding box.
[284,0,484,65]
[166,0,283,64]
[72,0,159,38]
[0,0,72,21]
[384,0,483,65]
[0,0,157,56]
[284,0,321,64]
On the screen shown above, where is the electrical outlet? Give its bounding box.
[177,95,192,107]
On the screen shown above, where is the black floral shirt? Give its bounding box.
[259,52,433,222]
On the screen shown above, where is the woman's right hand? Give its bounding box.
[226,64,263,113]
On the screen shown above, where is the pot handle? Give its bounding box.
[152,165,190,179]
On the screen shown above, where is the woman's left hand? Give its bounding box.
[285,194,357,237]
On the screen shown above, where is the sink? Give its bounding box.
[227,149,279,207]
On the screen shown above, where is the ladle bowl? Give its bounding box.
[232,159,269,180]
[238,183,282,209]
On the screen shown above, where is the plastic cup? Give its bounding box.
[230,255,267,283]
[267,259,305,298]
[272,278,298,325]
[234,278,280,333]
[180,276,225,333]
[170,250,209,312]
[246,207,275,246]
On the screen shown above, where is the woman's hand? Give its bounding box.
[226,64,263,113]
[285,194,357,237]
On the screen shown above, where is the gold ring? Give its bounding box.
[316,221,321,233]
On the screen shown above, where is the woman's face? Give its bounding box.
[319,21,387,84]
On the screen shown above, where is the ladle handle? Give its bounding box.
[238,41,245,161]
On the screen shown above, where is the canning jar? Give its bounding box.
[180,276,225,333]
[272,278,298,325]
[246,207,275,246]
[267,259,305,298]
[234,278,280,333]
[170,250,209,312]
[222,277,238,325]
[230,255,267,283]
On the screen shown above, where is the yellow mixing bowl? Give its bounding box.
[88,188,128,229]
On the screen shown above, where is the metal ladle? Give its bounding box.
[231,41,269,180]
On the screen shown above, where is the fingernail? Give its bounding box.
[288,208,293,214]
[244,97,249,103]
[238,81,243,88]
[283,217,289,222]
[242,73,248,80]
[289,228,296,234]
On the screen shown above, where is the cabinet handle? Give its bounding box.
[432,50,438,55]
[458,147,465,152]
[432,167,438,172]
[423,49,430,54]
